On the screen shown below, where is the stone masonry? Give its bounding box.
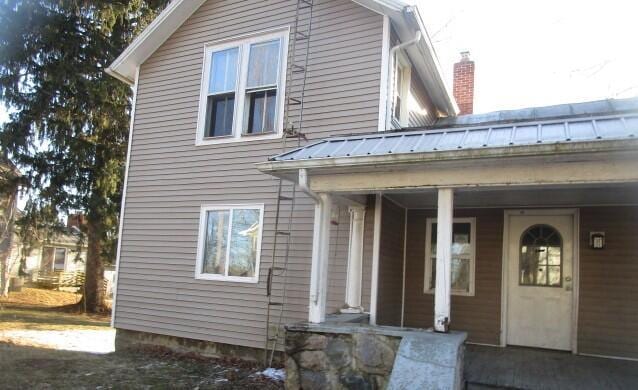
[285,329,401,389]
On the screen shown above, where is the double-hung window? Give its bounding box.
[195,205,264,283]
[424,218,476,296]
[390,52,411,128]
[197,29,288,144]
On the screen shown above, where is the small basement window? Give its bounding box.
[197,29,288,145]
[424,218,476,296]
[196,205,264,283]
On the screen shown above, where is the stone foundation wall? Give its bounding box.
[115,329,279,363]
[285,329,401,389]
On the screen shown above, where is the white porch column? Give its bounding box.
[309,193,332,323]
[434,188,454,332]
[341,206,366,313]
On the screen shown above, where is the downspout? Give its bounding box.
[386,30,422,130]
[298,168,319,202]
[299,168,323,310]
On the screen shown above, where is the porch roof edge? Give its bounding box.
[256,138,638,175]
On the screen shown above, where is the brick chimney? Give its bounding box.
[453,51,475,115]
[67,213,86,230]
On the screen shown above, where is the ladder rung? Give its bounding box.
[279,195,294,201]
[292,64,306,73]
[275,231,291,236]
[268,302,283,306]
[295,31,309,40]
[268,337,279,342]
[271,266,286,271]
[288,97,302,105]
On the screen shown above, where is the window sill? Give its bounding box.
[195,273,259,283]
[196,131,283,146]
[423,288,475,297]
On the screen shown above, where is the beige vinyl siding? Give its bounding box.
[578,206,638,359]
[116,0,384,350]
[402,208,503,345]
[375,197,406,326]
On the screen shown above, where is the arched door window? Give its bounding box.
[519,224,562,287]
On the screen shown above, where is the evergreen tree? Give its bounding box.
[0,0,169,311]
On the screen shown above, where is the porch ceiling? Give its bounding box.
[383,182,638,209]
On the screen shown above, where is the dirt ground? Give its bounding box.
[0,288,284,389]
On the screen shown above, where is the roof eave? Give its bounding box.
[257,138,638,175]
[107,0,206,84]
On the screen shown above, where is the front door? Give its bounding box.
[506,212,574,351]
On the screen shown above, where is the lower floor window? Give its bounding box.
[196,204,264,282]
[424,217,476,296]
[42,246,67,272]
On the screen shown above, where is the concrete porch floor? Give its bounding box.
[465,344,638,390]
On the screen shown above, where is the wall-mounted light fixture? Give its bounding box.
[590,231,605,250]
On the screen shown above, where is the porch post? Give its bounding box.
[309,193,332,323]
[434,188,454,332]
[341,206,366,313]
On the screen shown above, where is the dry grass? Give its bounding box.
[0,288,109,331]
[0,287,81,307]
[0,343,283,389]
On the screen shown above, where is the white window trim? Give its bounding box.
[195,204,264,283]
[390,51,411,129]
[42,246,68,272]
[195,27,290,146]
[424,217,476,296]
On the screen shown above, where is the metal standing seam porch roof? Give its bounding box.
[270,113,638,162]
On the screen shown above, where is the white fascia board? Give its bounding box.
[107,0,206,84]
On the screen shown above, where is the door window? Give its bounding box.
[519,224,562,287]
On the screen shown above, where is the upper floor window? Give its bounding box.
[391,52,411,128]
[197,29,289,145]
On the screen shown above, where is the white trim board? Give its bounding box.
[111,66,140,328]
[369,193,383,325]
[500,208,580,353]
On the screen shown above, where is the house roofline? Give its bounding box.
[106,0,457,115]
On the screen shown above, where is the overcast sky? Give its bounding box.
[416,0,638,113]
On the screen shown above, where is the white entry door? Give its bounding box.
[506,212,574,351]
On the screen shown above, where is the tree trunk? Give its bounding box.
[82,215,105,312]
[0,194,16,297]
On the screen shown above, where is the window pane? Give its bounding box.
[245,89,277,134]
[53,248,66,271]
[228,209,261,277]
[430,222,472,256]
[209,48,238,94]
[202,210,230,275]
[519,224,562,287]
[205,94,235,137]
[42,247,54,271]
[247,40,280,88]
[451,258,470,292]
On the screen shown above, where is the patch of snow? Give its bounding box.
[259,367,285,382]
[0,329,115,354]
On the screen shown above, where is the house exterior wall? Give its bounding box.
[391,206,638,358]
[578,206,638,359]
[376,196,405,326]
[116,0,386,350]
